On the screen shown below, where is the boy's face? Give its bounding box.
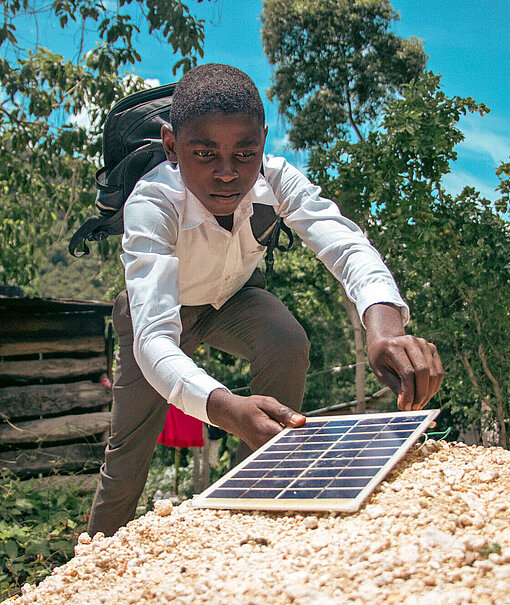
[162,113,267,216]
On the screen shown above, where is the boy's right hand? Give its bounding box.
[206,388,306,452]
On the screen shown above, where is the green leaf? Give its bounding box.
[24,541,51,557]
[4,540,19,561]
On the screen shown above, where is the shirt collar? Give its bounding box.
[181,190,211,230]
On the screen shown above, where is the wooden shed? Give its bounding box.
[0,295,114,480]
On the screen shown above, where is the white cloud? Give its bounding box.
[68,106,98,131]
[442,168,498,202]
[267,133,290,155]
[266,129,308,172]
[71,108,91,128]
[438,112,510,203]
[143,78,161,89]
[457,113,510,166]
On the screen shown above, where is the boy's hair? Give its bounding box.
[169,63,265,134]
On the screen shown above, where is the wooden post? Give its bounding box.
[201,423,210,491]
[173,447,180,495]
[340,288,366,414]
[198,344,212,491]
[193,447,201,493]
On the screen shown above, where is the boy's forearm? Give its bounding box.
[364,303,405,342]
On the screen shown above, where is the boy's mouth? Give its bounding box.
[210,192,240,201]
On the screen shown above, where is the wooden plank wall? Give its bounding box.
[0,296,114,479]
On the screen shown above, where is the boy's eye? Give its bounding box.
[236,151,257,159]
[194,150,214,158]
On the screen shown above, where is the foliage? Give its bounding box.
[139,433,241,511]
[136,444,195,516]
[209,433,240,483]
[0,470,93,600]
[32,244,110,299]
[308,73,510,447]
[0,0,212,290]
[262,0,509,444]
[261,0,426,149]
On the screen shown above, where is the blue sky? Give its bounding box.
[187,0,510,201]
[8,0,510,201]
[390,0,510,201]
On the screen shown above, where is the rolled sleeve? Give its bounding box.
[355,283,410,326]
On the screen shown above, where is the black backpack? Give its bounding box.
[68,84,293,274]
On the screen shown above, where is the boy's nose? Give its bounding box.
[213,159,238,181]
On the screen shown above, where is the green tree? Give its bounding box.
[308,73,510,447]
[266,244,383,413]
[261,0,426,149]
[261,0,427,411]
[0,0,212,291]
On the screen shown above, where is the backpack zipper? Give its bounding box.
[107,84,176,118]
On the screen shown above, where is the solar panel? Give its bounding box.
[192,409,440,513]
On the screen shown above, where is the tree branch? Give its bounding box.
[58,163,79,240]
[346,87,364,142]
[340,284,366,413]
[478,343,507,448]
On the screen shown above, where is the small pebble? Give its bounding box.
[153,499,173,517]
[500,547,510,564]
[479,469,499,482]
[462,534,488,551]
[77,533,91,545]
[366,505,385,519]
[304,515,319,530]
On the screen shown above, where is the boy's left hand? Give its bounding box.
[364,303,444,410]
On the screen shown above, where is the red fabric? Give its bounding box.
[157,405,204,448]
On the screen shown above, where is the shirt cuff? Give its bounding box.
[355,283,410,327]
[167,369,228,425]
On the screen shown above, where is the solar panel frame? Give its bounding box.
[192,409,440,513]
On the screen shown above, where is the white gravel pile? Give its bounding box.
[5,440,510,605]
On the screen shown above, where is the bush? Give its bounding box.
[0,470,93,600]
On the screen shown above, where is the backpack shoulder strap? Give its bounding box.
[68,209,124,257]
[250,160,294,274]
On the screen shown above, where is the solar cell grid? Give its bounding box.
[193,409,440,513]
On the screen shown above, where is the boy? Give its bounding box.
[88,63,443,537]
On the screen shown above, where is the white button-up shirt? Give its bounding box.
[122,155,409,423]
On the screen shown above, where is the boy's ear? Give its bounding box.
[161,124,177,162]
